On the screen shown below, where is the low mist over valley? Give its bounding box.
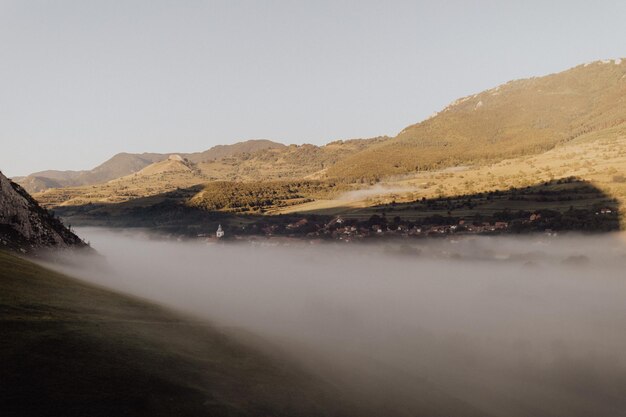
[45,228,626,417]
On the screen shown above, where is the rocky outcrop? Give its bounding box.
[0,171,87,253]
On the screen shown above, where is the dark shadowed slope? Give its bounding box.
[0,250,489,417]
[0,250,349,417]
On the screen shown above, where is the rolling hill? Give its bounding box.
[327,59,626,181]
[183,138,286,163]
[0,250,350,417]
[15,140,286,194]
[29,138,384,207]
[15,152,170,192]
[19,58,626,228]
[134,154,198,176]
[192,138,387,181]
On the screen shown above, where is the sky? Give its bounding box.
[1,0,625,177]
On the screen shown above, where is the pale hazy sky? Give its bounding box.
[1,0,625,176]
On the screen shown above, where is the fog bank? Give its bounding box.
[49,229,626,417]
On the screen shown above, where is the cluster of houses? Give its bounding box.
[202,205,617,242]
[281,216,512,241]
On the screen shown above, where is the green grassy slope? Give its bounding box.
[0,251,357,417]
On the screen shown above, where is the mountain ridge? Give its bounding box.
[18,58,626,214]
[15,140,286,193]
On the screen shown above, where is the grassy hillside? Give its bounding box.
[19,152,169,192]
[195,138,387,181]
[15,141,286,194]
[32,139,383,207]
[327,59,626,182]
[276,123,626,225]
[41,123,626,231]
[33,167,206,207]
[183,139,286,163]
[188,180,350,213]
[0,250,356,417]
[12,176,64,193]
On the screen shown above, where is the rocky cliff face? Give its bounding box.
[0,171,86,253]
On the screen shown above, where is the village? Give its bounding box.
[202,205,618,243]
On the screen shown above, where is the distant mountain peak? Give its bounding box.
[15,139,288,193]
